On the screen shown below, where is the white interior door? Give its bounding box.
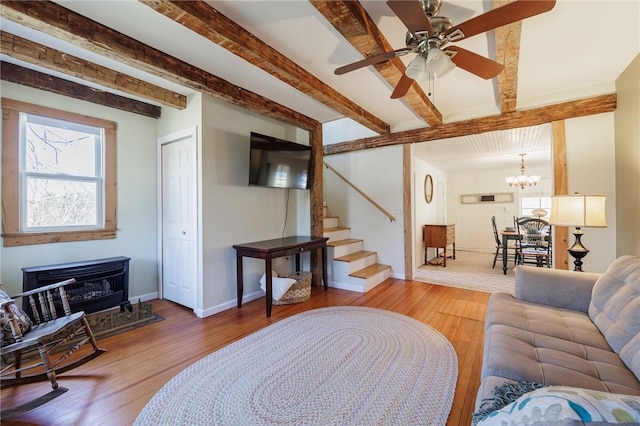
[161,135,197,309]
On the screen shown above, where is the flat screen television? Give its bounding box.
[248,132,312,189]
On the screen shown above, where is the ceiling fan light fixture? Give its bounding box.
[425,48,456,77]
[405,55,429,81]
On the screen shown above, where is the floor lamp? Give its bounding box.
[549,195,607,271]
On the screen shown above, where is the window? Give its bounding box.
[2,99,117,246]
[520,196,552,218]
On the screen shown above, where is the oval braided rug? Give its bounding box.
[135,306,458,425]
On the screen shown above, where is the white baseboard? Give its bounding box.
[195,290,264,318]
[128,292,158,303]
[328,280,364,293]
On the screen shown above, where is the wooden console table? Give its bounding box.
[424,224,456,267]
[233,236,329,317]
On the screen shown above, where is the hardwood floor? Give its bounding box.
[1,279,490,426]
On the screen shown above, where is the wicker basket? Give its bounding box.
[273,271,311,305]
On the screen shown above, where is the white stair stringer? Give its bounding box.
[323,207,391,293]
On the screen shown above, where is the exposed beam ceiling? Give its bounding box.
[493,0,521,113]
[138,0,390,135]
[0,61,162,118]
[0,0,319,131]
[309,0,442,126]
[324,93,616,155]
[1,30,186,110]
[1,0,636,161]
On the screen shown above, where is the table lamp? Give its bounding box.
[549,194,607,271]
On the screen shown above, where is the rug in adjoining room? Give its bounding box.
[135,306,458,426]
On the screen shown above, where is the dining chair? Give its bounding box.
[515,217,552,267]
[491,216,517,268]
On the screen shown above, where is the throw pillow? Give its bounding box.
[0,284,33,345]
[476,386,640,425]
[473,380,546,425]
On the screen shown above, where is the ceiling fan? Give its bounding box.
[335,0,556,99]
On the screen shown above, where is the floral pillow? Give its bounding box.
[0,284,33,345]
[477,386,640,425]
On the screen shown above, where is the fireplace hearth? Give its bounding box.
[22,257,132,317]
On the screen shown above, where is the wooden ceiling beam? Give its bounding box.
[1,30,186,111]
[324,94,616,155]
[0,0,319,131]
[310,0,442,126]
[1,61,162,118]
[138,0,390,135]
[493,0,521,113]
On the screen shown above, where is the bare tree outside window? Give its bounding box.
[22,115,104,231]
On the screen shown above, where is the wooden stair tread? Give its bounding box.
[327,238,362,247]
[350,263,390,279]
[335,250,376,262]
[324,226,350,233]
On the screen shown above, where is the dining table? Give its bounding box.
[499,230,521,275]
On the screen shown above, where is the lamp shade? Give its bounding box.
[549,195,607,227]
[425,48,455,77]
[405,55,429,81]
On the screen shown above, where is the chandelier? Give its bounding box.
[505,153,540,189]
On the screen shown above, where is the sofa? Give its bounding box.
[474,255,640,424]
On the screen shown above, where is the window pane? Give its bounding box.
[521,198,541,209]
[26,178,98,228]
[24,114,101,177]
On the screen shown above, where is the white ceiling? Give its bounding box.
[1,1,638,173]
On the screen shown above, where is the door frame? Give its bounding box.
[157,126,202,312]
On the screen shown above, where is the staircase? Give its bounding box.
[323,205,391,293]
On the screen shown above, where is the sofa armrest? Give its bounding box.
[515,266,601,312]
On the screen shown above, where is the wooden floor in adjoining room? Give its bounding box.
[1,279,490,426]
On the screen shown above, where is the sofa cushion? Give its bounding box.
[486,292,609,349]
[483,324,640,396]
[515,266,600,313]
[589,255,640,380]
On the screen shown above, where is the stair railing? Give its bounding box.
[323,161,396,222]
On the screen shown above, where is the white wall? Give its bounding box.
[198,95,309,315]
[565,113,618,272]
[614,54,640,256]
[413,156,447,267]
[0,82,159,298]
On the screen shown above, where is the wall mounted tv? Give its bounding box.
[248,132,312,190]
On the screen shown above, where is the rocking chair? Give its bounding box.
[1,278,106,392]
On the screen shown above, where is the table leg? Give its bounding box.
[502,234,508,275]
[321,244,328,290]
[236,253,243,308]
[295,253,301,272]
[443,247,447,267]
[265,256,273,318]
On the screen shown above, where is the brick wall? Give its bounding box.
[447,169,551,252]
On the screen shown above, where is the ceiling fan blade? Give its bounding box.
[335,48,410,75]
[390,74,414,99]
[445,0,556,41]
[386,0,434,37]
[446,46,504,79]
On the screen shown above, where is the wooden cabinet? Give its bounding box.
[424,224,456,267]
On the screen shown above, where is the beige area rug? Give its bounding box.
[415,250,516,294]
[135,307,458,426]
